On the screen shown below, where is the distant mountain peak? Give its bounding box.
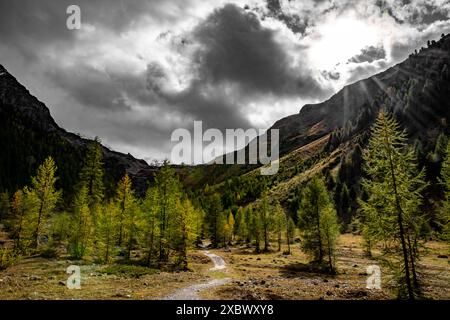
[0,64,156,194]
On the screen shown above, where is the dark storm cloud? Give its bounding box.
[0,0,178,62]
[0,0,171,39]
[190,4,328,98]
[46,65,160,112]
[144,4,331,131]
[348,46,386,64]
[2,0,450,162]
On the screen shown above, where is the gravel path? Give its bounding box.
[164,250,231,300]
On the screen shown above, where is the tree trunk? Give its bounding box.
[315,198,323,262]
[385,131,414,300]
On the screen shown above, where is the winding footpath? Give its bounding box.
[164,250,231,300]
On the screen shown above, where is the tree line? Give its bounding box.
[0,111,449,300]
[0,139,203,270]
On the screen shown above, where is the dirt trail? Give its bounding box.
[164,250,231,300]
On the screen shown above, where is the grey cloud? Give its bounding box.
[348,46,386,64]
[347,60,389,84]
[321,70,341,81]
[143,3,332,132]
[190,4,329,98]
[375,0,450,25]
[46,65,159,112]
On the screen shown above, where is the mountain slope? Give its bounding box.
[273,34,450,156]
[195,33,450,224]
[0,65,156,197]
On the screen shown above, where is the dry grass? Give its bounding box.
[202,234,450,300]
[0,252,212,300]
[0,234,448,300]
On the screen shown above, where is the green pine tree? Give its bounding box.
[438,140,450,245]
[259,192,273,252]
[78,138,105,231]
[142,186,159,266]
[26,157,61,249]
[359,111,428,300]
[248,205,262,253]
[96,201,118,263]
[234,207,247,244]
[153,161,181,261]
[68,186,92,259]
[205,193,225,247]
[286,216,296,255]
[297,175,340,271]
[273,201,286,252]
[173,197,197,270]
[115,174,134,247]
[79,137,105,207]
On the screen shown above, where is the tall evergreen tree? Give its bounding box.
[286,216,296,255]
[78,138,105,231]
[173,197,197,270]
[297,175,339,270]
[259,192,273,252]
[10,190,27,251]
[224,211,235,245]
[234,207,247,243]
[273,201,285,252]
[97,201,118,263]
[68,186,92,259]
[123,199,142,261]
[79,137,105,207]
[115,174,134,247]
[153,162,181,261]
[248,205,262,253]
[142,186,159,266]
[359,111,428,299]
[205,193,225,247]
[438,140,450,244]
[26,157,61,249]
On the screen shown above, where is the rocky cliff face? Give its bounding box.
[272,34,450,156]
[0,65,156,195]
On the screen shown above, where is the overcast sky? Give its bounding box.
[1,0,450,163]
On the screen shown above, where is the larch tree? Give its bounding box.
[26,157,61,249]
[438,140,450,245]
[234,207,247,244]
[78,137,105,225]
[154,162,181,261]
[96,201,118,263]
[205,193,225,247]
[359,111,427,300]
[142,186,160,266]
[297,175,339,270]
[115,174,134,247]
[259,192,273,252]
[68,186,92,259]
[123,199,142,261]
[320,206,340,273]
[286,216,296,255]
[173,197,197,270]
[273,201,285,252]
[224,211,235,245]
[248,205,262,253]
[11,190,27,251]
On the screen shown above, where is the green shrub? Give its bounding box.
[0,248,19,270]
